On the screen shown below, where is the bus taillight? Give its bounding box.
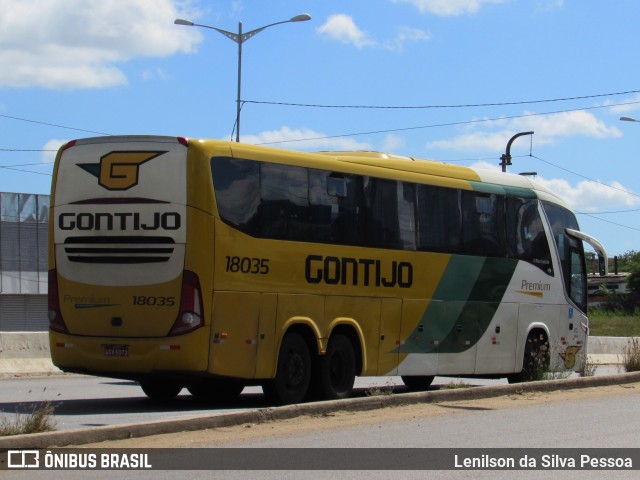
[48,269,68,334]
[169,270,204,336]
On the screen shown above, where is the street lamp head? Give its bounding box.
[174,18,195,26]
[620,116,638,122]
[290,13,312,22]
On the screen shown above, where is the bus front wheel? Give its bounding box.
[508,331,550,384]
[263,332,311,405]
[401,375,434,391]
[318,334,356,400]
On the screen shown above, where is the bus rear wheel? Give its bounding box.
[140,379,183,400]
[317,334,356,400]
[263,332,311,405]
[401,375,434,391]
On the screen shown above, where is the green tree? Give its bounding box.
[616,250,640,273]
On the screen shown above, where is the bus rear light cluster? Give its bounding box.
[48,270,69,334]
[168,270,204,336]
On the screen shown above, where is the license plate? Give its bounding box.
[103,344,129,357]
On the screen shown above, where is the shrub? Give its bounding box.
[621,337,640,373]
[0,402,56,436]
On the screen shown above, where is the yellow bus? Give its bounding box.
[48,136,606,405]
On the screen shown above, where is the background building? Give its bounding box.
[0,192,49,331]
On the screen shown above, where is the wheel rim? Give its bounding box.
[285,351,305,388]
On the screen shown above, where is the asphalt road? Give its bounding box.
[2,375,639,480]
[0,367,622,432]
[0,374,504,431]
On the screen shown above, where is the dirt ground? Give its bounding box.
[83,382,640,449]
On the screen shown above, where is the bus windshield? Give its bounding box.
[541,200,587,313]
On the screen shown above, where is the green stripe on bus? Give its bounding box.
[468,180,537,198]
[399,256,518,354]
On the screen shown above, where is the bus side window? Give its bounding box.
[461,192,505,257]
[364,177,396,249]
[210,157,260,236]
[506,198,553,275]
[416,184,462,254]
[309,170,365,245]
[260,163,309,241]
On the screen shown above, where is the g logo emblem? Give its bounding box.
[560,345,582,369]
[79,151,167,191]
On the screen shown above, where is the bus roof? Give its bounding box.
[315,149,570,209]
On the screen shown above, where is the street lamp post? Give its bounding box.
[500,131,534,173]
[620,116,640,123]
[175,14,311,142]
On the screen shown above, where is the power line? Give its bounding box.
[255,100,640,146]
[0,148,57,152]
[0,166,51,176]
[0,113,111,136]
[576,208,640,214]
[577,212,640,233]
[531,155,640,200]
[244,89,640,110]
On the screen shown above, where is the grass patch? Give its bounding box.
[365,382,395,397]
[0,402,57,436]
[439,380,472,390]
[621,338,640,372]
[587,308,640,337]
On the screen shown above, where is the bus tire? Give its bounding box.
[318,334,356,400]
[187,379,245,402]
[140,379,183,400]
[263,332,311,405]
[508,331,550,384]
[401,375,434,391]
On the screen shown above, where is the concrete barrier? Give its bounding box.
[0,332,61,376]
[0,332,635,377]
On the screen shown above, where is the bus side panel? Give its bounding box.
[474,302,518,374]
[378,298,402,375]
[208,292,278,379]
[397,299,438,376]
[210,291,261,378]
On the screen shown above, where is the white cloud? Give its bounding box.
[383,26,431,52]
[535,177,640,212]
[0,0,201,89]
[316,14,376,48]
[240,126,372,151]
[427,111,622,152]
[392,0,509,16]
[41,139,67,164]
[535,0,564,13]
[468,160,640,212]
[606,93,640,115]
[382,134,406,151]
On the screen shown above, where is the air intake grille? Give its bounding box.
[63,236,175,264]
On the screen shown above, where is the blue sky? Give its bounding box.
[1,0,639,258]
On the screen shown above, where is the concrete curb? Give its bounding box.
[2,371,640,449]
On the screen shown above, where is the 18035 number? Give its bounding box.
[132,296,176,306]
[225,256,270,274]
